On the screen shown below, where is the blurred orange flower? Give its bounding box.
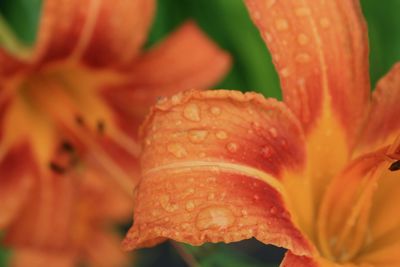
[0,0,230,266]
[123,0,400,266]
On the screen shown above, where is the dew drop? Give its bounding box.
[145,138,152,146]
[296,53,311,63]
[160,195,179,212]
[297,33,309,46]
[268,127,278,138]
[253,194,260,201]
[167,143,187,158]
[195,206,235,230]
[275,19,289,31]
[208,193,215,200]
[210,106,221,116]
[261,146,273,158]
[270,207,277,215]
[226,142,238,153]
[241,209,248,217]
[188,130,208,143]
[186,201,195,211]
[280,68,290,78]
[320,17,331,28]
[216,130,228,140]
[183,103,201,122]
[253,11,261,20]
[295,7,311,17]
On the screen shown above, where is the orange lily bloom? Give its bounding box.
[123,1,400,266]
[0,0,230,266]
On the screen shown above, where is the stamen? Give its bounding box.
[49,162,66,174]
[61,140,75,153]
[389,160,400,172]
[97,120,105,134]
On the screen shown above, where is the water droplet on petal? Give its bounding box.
[208,193,215,200]
[297,33,309,46]
[275,19,289,31]
[210,106,221,116]
[280,68,290,78]
[241,209,248,217]
[253,11,261,20]
[216,130,228,140]
[226,142,238,153]
[188,130,208,143]
[253,194,260,201]
[186,201,195,211]
[270,207,277,215]
[261,146,273,158]
[320,17,331,28]
[296,53,311,63]
[268,127,278,138]
[295,7,311,17]
[183,103,201,122]
[195,206,235,230]
[167,143,187,158]
[160,195,179,212]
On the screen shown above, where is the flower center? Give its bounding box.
[317,136,400,263]
[1,63,137,192]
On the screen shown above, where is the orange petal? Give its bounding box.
[84,231,129,267]
[244,0,369,138]
[356,63,400,156]
[317,147,391,261]
[0,49,26,77]
[11,248,75,267]
[103,21,231,125]
[244,0,370,209]
[281,252,319,267]
[123,90,313,256]
[0,145,34,229]
[4,171,76,248]
[35,0,155,66]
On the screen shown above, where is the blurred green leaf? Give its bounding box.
[0,0,42,45]
[361,0,400,87]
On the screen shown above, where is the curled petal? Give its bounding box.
[123,90,313,256]
[317,147,390,261]
[356,63,400,156]
[35,0,155,66]
[103,21,231,127]
[245,0,370,207]
[0,145,34,229]
[11,249,75,267]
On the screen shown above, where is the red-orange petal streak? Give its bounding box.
[356,63,400,156]
[35,0,155,66]
[123,90,313,256]
[244,0,370,140]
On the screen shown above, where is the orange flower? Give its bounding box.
[123,1,400,266]
[0,0,230,266]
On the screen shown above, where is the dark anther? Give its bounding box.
[389,160,400,172]
[61,141,74,153]
[49,162,66,174]
[97,120,105,134]
[75,115,84,126]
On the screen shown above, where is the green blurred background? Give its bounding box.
[1,0,399,266]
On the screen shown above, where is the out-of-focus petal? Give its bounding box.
[0,145,34,229]
[0,49,26,77]
[103,21,231,127]
[4,172,76,248]
[35,0,155,66]
[123,90,313,256]
[244,0,370,207]
[356,63,400,156]
[11,249,75,267]
[85,232,130,267]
